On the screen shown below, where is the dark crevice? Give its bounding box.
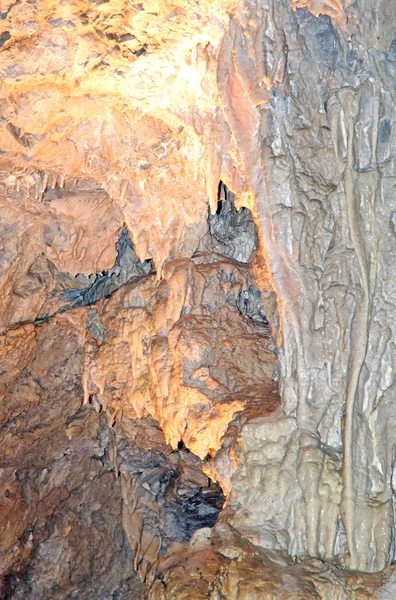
[115,425,224,551]
[195,182,270,327]
[236,285,269,327]
[195,181,258,264]
[0,229,155,337]
[61,228,154,307]
[0,31,11,47]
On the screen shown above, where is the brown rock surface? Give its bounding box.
[0,313,146,598]
[0,311,226,598]
[0,185,122,330]
[147,523,396,600]
[82,253,278,459]
[1,0,396,597]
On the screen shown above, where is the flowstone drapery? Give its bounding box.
[215,0,396,574]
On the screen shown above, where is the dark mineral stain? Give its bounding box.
[0,31,11,47]
[379,118,391,144]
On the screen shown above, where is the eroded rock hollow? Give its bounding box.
[1,0,396,598]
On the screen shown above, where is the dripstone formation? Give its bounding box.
[1,1,396,598]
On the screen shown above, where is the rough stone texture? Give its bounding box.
[62,228,154,308]
[1,0,396,597]
[196,183,258,263]
[0,312,224,599]
[215,0,396,575]
[0,313,147,599]
[147,523,396,600]
[0,185,123,331]
[82,251,278,459]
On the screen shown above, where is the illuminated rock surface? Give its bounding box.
[1,0,396,598]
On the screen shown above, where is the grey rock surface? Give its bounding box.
[216,0,396,574]
[62,228,154,308]
[196,183,258,264]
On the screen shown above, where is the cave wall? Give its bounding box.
[216,0,396,573]
[0,314,147,599]
[1,0,396,597]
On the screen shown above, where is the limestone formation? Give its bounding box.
[1,0,396,598]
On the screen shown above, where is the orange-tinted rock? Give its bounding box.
[1,0,395,595]
[0,186,122,329]
[83,257,278,461]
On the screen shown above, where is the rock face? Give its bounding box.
[217,0,396,575]
[0,312,223,598]
[0,314,147,599]
[1,0,396,598]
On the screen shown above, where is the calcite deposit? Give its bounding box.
[1,0,396,598]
